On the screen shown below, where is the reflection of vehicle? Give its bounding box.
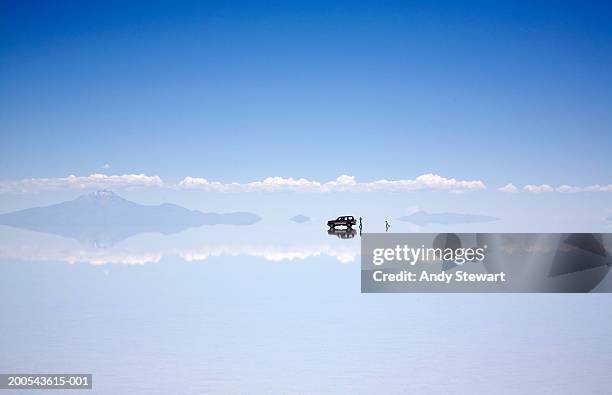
[327,216,356,228]
[328,228,356,239]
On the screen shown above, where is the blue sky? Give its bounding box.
[1,1,612,193]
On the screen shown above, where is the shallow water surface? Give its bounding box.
[1,224,611,394]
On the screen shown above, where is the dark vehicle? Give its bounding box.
[328,228,356,239]
[327,216,357,228]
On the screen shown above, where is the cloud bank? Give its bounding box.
[522,184,612,193]
[3,173,612,195]
[178,173,486,193]
[496,182,612,194]
[0,173,488,194]
[0,174,163,194]
[0,242,358,265]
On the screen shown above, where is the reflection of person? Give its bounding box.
[385,220,390,232]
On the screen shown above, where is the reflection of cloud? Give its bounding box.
[0,173,163,193]
[0,241,358,265]
[179,173,486,193]
[180,245,357,263]
[0,244,163,265]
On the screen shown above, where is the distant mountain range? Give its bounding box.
[0,190,261,246]
[398,210,498,226]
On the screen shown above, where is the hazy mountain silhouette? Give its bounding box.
[290,214,310,223]
[398,210,498,226]
[0,190,261,247]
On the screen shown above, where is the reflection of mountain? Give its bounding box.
[398,210,498,226]
[0,190,261,246]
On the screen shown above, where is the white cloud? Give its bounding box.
[355,173,486,193]
[0,173,163,194]
[178,177,234,192]
[102,163,111,169]
[246,176,323,192]
[180,176,324,193]
[523,184,554,193]
[555,185,582,193]
[179,173,486,193]
[498,183,519,193]
[322,174,357,191]
[1,173,484,194]
[519,183,612,193]
[557,184,612,193]
[5,173,612,195]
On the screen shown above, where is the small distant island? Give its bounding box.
[290,214,310,223]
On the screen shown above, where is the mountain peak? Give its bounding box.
[75,189,123,204]
[91,189,116,198]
